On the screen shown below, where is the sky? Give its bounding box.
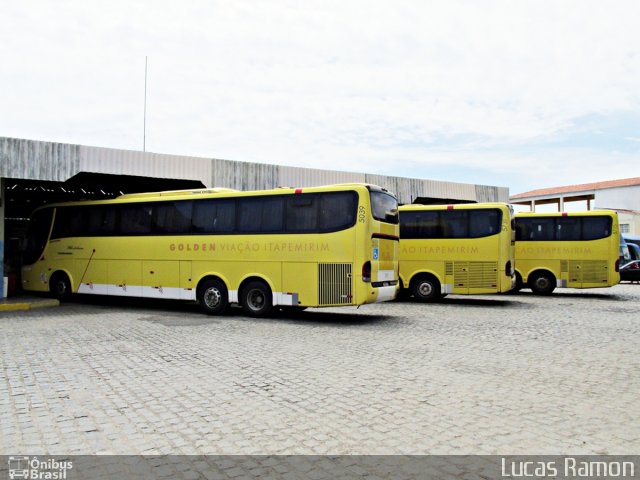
[1,0,639,195]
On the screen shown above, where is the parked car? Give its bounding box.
[620,237,631,265]
[620,260,640,282]
[627,242,640,261]
[623,235,640,250]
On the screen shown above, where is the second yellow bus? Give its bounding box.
[399,203,515,301]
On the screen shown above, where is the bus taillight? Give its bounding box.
[615,258,620,272]
[362,261,371,283]
[505,260,512,276]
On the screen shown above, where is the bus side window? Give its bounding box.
[421,211,441,238]
[399,211,417,238]
[238,196,283,233]
[556,217,581,241]
[444,210,468,238]
[51,207,85,238]
[514,219,531,241]
[531,219,554,241]
[24,208,54,264]
[87,207,117,236]
[153,201,193,234]
[319,192,356,231]
[469,209,501,238]
[120,205,152,235]
[192,199,236,234]
[286,195,318,232]
[582,216,612,240]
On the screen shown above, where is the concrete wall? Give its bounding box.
[0,137,508,204]
[0,137,80,182]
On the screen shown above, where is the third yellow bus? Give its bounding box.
[513,210,620,294]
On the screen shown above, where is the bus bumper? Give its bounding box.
[374,285,397,303]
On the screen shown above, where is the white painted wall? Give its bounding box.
[594,185,640,211]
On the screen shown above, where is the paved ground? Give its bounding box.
[1,284,639,456]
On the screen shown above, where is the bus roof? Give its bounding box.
[32,183,396,210]
[514,210,617,218]
[399,202,510,211]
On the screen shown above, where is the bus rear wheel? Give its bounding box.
[410,274,441,302]
[198,278,229,315]
[529,272,556,295]
[240,280,273,317]
[50,272,72,301]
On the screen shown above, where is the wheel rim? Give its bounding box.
[56,280,67,296]
[203,287,221,309]
[418,282,433,297]
[247,289,265,311]
[535,277,549,290]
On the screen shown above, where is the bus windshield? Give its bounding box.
[371,191,398,224]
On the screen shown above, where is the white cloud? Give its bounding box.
[1,0,640,193]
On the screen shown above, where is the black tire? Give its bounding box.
[197,278,229,315]
[50,272,72,301]
[395,288,410,301]
[528,271,556,295]
[509,272,524,294]
[240,280,273,317]
[410,274,442,302]
[392,279,409,301]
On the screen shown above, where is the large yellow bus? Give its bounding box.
[21,184,399,316]
[513,210,620,294]
[398,203,515,301]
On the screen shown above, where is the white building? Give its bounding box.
[510,177,640,235]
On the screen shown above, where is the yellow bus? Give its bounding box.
[21,184,399,316]
[398,203,515,301]
[513,210,620,294]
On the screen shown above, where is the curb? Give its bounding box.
[0,299,60,312]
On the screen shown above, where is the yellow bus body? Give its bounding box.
[21,184,399,314]
[399,203,515,300]
[514,210,620,294]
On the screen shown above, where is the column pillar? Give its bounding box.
[0,178,5,299]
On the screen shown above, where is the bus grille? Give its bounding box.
[318,263,353,306]
[453,262,498,289]
[567,260,609,283]
[445,262,454,276]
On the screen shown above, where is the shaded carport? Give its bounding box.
[2,172,205,297]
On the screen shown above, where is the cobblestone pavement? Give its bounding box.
[1,284,639,455]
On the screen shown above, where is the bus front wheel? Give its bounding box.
[529,272,556,295]
[411,275,441,302]
[198,278,229,315]
[240,280,273,317]
[50,272,72,301]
